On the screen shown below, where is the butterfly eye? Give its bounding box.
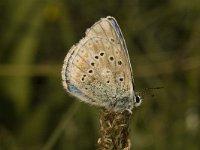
[136,96,140,103]
[134,95,142,107]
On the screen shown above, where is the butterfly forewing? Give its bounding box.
[86,16,133,82]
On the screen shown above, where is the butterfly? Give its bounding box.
[61,16,142,113]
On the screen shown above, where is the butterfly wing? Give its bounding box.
[62,16,134,112]
[86,16,133,83]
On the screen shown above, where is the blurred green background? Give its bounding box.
[0,0,200,150]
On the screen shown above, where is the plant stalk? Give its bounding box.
[98,110,132,150]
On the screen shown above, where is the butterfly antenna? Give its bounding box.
[138,86,164,97]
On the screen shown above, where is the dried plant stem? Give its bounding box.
[98,110,132,150]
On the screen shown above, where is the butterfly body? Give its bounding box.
[62,16,141,112]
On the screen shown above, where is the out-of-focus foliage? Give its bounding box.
[0,0,200,150]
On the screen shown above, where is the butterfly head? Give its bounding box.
[133,87,163,108]
[134,92,142,107]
